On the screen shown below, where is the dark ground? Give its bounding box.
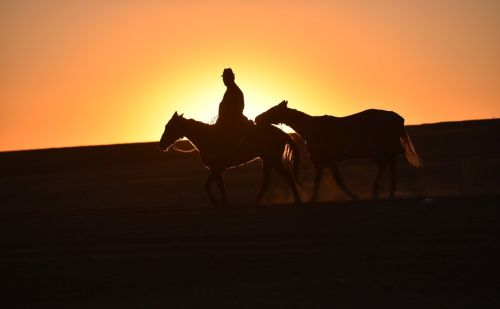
[1,119,500,308]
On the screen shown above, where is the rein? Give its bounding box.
[167,140,198,153]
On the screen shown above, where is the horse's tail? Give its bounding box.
[282,133,302,185]
[400,127,423,168]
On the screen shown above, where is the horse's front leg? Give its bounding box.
[214,170,228,206]
[329,163,358,200]
[204,171,219,205]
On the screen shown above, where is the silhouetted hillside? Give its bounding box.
[1,119,499,211]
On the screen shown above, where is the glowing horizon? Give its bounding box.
[1,1,499,151]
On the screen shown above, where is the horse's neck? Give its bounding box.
[284,109,315,138]
[182,119,212,151]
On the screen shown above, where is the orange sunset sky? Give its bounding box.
[1,0,499,151]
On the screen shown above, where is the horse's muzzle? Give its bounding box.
[158,143,168,152]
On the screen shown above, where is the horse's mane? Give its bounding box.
[284,106,339,120]
[287,107,311,118]
[183,117,214,129]
[285,106,340,125]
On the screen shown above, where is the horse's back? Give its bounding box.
[345,109,405,156]
[340,109,403,126]
[308,109,405,161]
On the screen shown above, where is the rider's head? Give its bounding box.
[222,68,235,86]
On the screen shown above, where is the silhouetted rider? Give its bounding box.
[215,68,252,141]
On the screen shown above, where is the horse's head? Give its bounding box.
[159,111,185,151]
[255,100,289,125]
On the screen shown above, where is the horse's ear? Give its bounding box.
[173,111,178,118]
[280,100,288,107]
[179,113,184,118]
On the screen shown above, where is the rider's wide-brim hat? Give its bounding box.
[221,68,235,77]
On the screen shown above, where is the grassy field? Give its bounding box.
[1,119,500,308]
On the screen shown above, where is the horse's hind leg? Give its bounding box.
[329,163,358,200]
[372,160,387,199]
[254,161,272,205]
[204,171,219,205]
[310,167,324,203]
[214,172,228,206]
[388,156,397,198]
[274,163,302,204]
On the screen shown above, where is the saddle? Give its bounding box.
[210,118,255,161]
